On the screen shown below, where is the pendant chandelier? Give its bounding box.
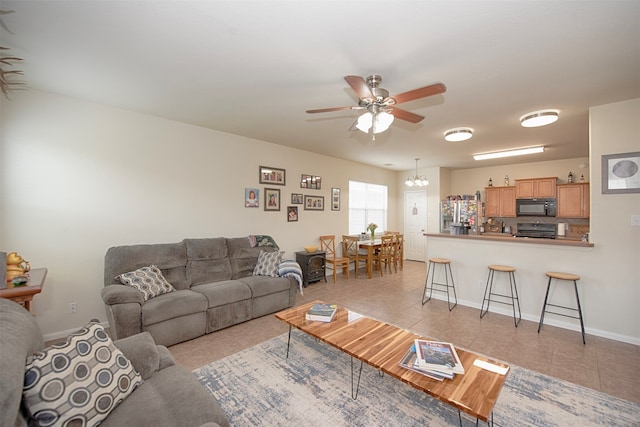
[405,158,429,187]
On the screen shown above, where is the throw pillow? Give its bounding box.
[115,265,175,301]
[252,250,283,277]
[23,322,143,426]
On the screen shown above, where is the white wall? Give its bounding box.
[1,90,398,338]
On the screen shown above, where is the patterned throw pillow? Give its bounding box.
[253,250,283,277]
[23,322,143,427]
[116,265,175,301]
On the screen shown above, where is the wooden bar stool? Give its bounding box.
[422,258,457,311]
[480,265,521,327]
[538,272,586,344]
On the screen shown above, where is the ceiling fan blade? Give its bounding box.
[392,82,446,105]
[344,75,375,100]
[306,106,363,114]
[390,107,424,123]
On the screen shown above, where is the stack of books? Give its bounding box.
[305,303,338,322]
[399,339,465,381]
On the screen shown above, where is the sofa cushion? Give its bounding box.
[23,322,143,427]
[116,265,176,301]
[226,237,274,279]
[191,280,252,308]
[185,238,233,285]
[142,289,208,326]
[252,250,283,277]
[105,242,188,290]
[239,275,292,298]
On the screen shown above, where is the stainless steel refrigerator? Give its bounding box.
[440,198,481,234]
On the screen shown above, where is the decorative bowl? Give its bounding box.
[304,246,318,253]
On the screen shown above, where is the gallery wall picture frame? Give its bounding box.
[245,188,259,208]
[287,206,298,222]
[291,193,303,204]
[300,174,321,189]
[304,195,324,211]
[259,166,286,186]
[264,188,281,211]
[331,188,340,211]
[601,151,640,194]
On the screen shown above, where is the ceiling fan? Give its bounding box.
[306,75,446,138]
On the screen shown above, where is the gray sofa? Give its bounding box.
[0,298,230,427]
[102,237,297,347]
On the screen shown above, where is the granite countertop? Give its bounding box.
[424,233,594,248]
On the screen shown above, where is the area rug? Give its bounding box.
[193,330,639,426]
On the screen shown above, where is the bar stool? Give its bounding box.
[480,265,521,327]
[422,258,457,311]
[538,272,586,344]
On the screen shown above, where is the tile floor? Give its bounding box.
[170,260,640,404]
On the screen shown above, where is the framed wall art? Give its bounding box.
[287,206,298,222]
[264,188,281,211]
[300,174,321,189]
[245,188,259,208]
[601,151,640,194]
[259,166,286,186]
[331,188,340,211]
[291,193,303,204]
[304,195,324,211]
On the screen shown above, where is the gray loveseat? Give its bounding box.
[0,298,230,427]
[102,237,298,347]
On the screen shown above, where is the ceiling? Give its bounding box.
[2,1,639,171]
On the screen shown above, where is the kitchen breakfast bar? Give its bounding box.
[422,232,594,338]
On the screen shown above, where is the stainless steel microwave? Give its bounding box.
[516,198,556,217]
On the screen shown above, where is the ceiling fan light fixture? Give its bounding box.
[356,111,394,134]
[520,110,559,128]
[473,146,545,161]
[444,127,473,142]
[405,158,429,187]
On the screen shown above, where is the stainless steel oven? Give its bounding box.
[516,198,556,217]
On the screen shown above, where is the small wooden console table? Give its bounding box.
[1,268,47,313]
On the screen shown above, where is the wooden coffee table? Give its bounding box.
[276,301,509,425]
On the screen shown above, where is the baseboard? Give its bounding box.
[43,320,110,344]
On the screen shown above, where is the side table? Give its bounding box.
[0,268,47,313]
[295,251,326,287]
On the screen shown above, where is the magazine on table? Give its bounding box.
[398,345,452,381]
[414,339,465,375]
[305,303,338,322]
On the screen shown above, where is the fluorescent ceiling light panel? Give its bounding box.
[473,146,545,161]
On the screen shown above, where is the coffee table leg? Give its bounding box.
[350,357,364,400]
[286,325,292,359]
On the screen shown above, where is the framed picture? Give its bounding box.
[259,166,286,186]
[304,195,324,211]
[264,188,281,211]
[291,193,303,204]
[245,188,259,208]
[601,152,640,194]
[300,174,321,189]
[331,188,340,211]
[287,206,298,222]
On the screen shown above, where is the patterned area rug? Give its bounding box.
[193,330,639,426]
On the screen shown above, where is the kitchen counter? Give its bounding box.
[425,233,594,248]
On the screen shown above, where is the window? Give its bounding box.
[348,181,388,235]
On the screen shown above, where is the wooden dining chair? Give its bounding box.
[391,234,404,271]
[374,235,395,276]
[319,235,350,283]
[342,235,369,278]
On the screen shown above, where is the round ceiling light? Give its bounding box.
[444,127,473,142]
[520,110,559,128]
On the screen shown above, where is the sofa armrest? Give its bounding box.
[101,284,144,305]
[157,345,176,370]
[114,332,165,380]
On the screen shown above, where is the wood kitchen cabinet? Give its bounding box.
[485,186,516,217]
[557,183,590,218]
[515,177,557,198]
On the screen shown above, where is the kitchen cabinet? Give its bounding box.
[485,186,516,217]
[557,183,590,218]
[515,177,557,199]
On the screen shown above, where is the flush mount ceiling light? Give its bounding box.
[405,158,429,187]
[520,110,559,128]
[473,146,545,161]
[444,127,473,142]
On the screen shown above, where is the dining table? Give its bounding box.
[357,239,382,279]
